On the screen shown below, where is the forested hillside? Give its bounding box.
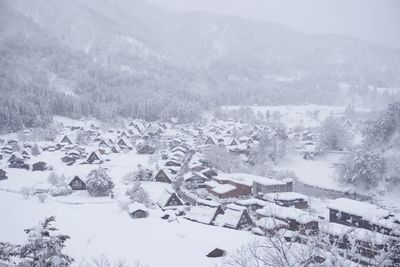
[2,0,400,132]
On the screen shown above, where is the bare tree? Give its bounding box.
[226,224,399,267]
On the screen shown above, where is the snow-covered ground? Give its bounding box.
[0,191,258,267]
[0,146,259,266]
[276,152,346,191]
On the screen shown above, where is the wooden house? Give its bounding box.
[157,188,184,210]
[117,138,131,149]
[183,172,208,189]
[327,198,399,237]
[21,150,30,160]
[1,146,13,155]
[7,139,18,146]
[256,203,319,234]
[196,198,221,208]
[8,152,24,163]
[214,209,253,230]
[111,145,121,153]
[255,217,289,235]
[61,135,72,145]
[171,146,187,154]
[205,136,217,145]
[32,161,47,171]
[184,206,225,225]
[153,169,172,183]
[253,177,293,196]
[263,192,309,209]
[128,202,149,219]
[66,149,82,159]
[0,169,7,181]
[86,151,102,164]
[69,176,86,190]
[321,222,397,260]
[235,198,269,212]
[165,159,181,167]
[98,139,109,148]
[206,175,252,199]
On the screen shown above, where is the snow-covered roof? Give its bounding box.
[263,192,309,202]
[321,223,394,245]
[185,206,220,224]
[214,209,244,228]
[327,198,390,221]
[210,184,236,195]
[256,203,317,224]
[157,188,182,208]
[157,189,173,207]
[235,198,269,207]
[226,203,247,211]
[183,172,208,181]
[256,217,288,230]
[196,198,221,208]
[229,173,286,187]
[128,202,149,213]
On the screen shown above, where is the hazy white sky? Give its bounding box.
[147,0,400,50]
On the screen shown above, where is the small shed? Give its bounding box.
[0,169,7,180]
[32,161,47,171]
[128,202,149,219]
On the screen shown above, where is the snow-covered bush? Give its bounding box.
[50,185,72,197]
[135,140,155,154]
[76,254,147,267]
[122,166,153,184]
[126,182,151,207]
[86,168,114,197]
[135,166,153,181]
[37,192,48,203]
[47,173,72,196]
[20,187,32,199]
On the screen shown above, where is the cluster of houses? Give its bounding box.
[1,117,398,264]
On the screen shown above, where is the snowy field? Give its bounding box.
[0,191,258,267]
[223,104,366,128]
[276,152,345,191]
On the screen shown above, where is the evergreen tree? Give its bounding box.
[0,217,73,266]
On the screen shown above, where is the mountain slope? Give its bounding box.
[2,0,400,132]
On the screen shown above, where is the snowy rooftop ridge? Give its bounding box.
[327,198,390,220]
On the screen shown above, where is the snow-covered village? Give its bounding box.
[1,0,400,267]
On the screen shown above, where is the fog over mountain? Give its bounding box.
[1,0,400,131]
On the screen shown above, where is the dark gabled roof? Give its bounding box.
[206,248,226,258]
